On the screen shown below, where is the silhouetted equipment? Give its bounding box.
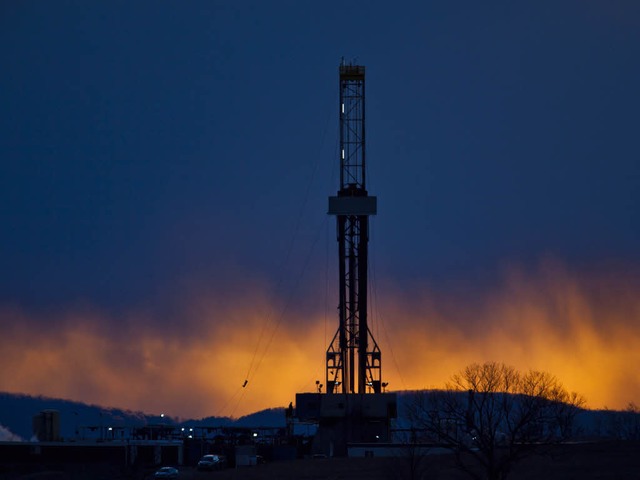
[326,63,380,395]
[296,62,397,456]
[32,410,61,442]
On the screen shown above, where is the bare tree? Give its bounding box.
[388,429,432,480]
[407,362,585,480]
[601,402,640,440]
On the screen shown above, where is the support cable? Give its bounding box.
[324,131,340,375]
[241,98,334,391]
[368,227,408,391]
[215,385,243,419]
[247,215,328,386]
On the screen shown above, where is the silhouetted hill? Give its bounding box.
[0,392,286,441]
[189,408,287,428]
[2,390,638,442]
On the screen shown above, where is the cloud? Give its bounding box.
[376,260,640,409]
[0,288,326,419]
[1,261,639,418]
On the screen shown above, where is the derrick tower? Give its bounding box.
[326,63,381,395]
[295,63,396,456]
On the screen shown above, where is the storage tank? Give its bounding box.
[32,409,61,442]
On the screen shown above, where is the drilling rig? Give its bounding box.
[295,63,397,456]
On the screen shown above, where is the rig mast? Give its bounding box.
[295,63,396,456]
[326,63,382,395]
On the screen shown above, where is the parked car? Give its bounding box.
[196,454,226,471]
[154,466,179,479]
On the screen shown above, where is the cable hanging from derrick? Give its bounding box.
[233,91,336,409]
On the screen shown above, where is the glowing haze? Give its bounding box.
[1,261,638,419]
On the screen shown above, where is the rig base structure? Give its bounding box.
[296,392,397,456]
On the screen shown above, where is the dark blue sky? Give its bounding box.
[2,1,639,315]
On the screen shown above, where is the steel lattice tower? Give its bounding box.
[326,63,382,395]
[295,63,396,456]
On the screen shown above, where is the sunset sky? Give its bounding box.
[1,1,639,419]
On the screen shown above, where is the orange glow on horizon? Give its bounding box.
[1,263,639,419]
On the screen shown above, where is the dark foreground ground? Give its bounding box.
[4,441,640,480]
[200,441,640,480]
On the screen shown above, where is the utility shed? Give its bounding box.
[235,445,258,467]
